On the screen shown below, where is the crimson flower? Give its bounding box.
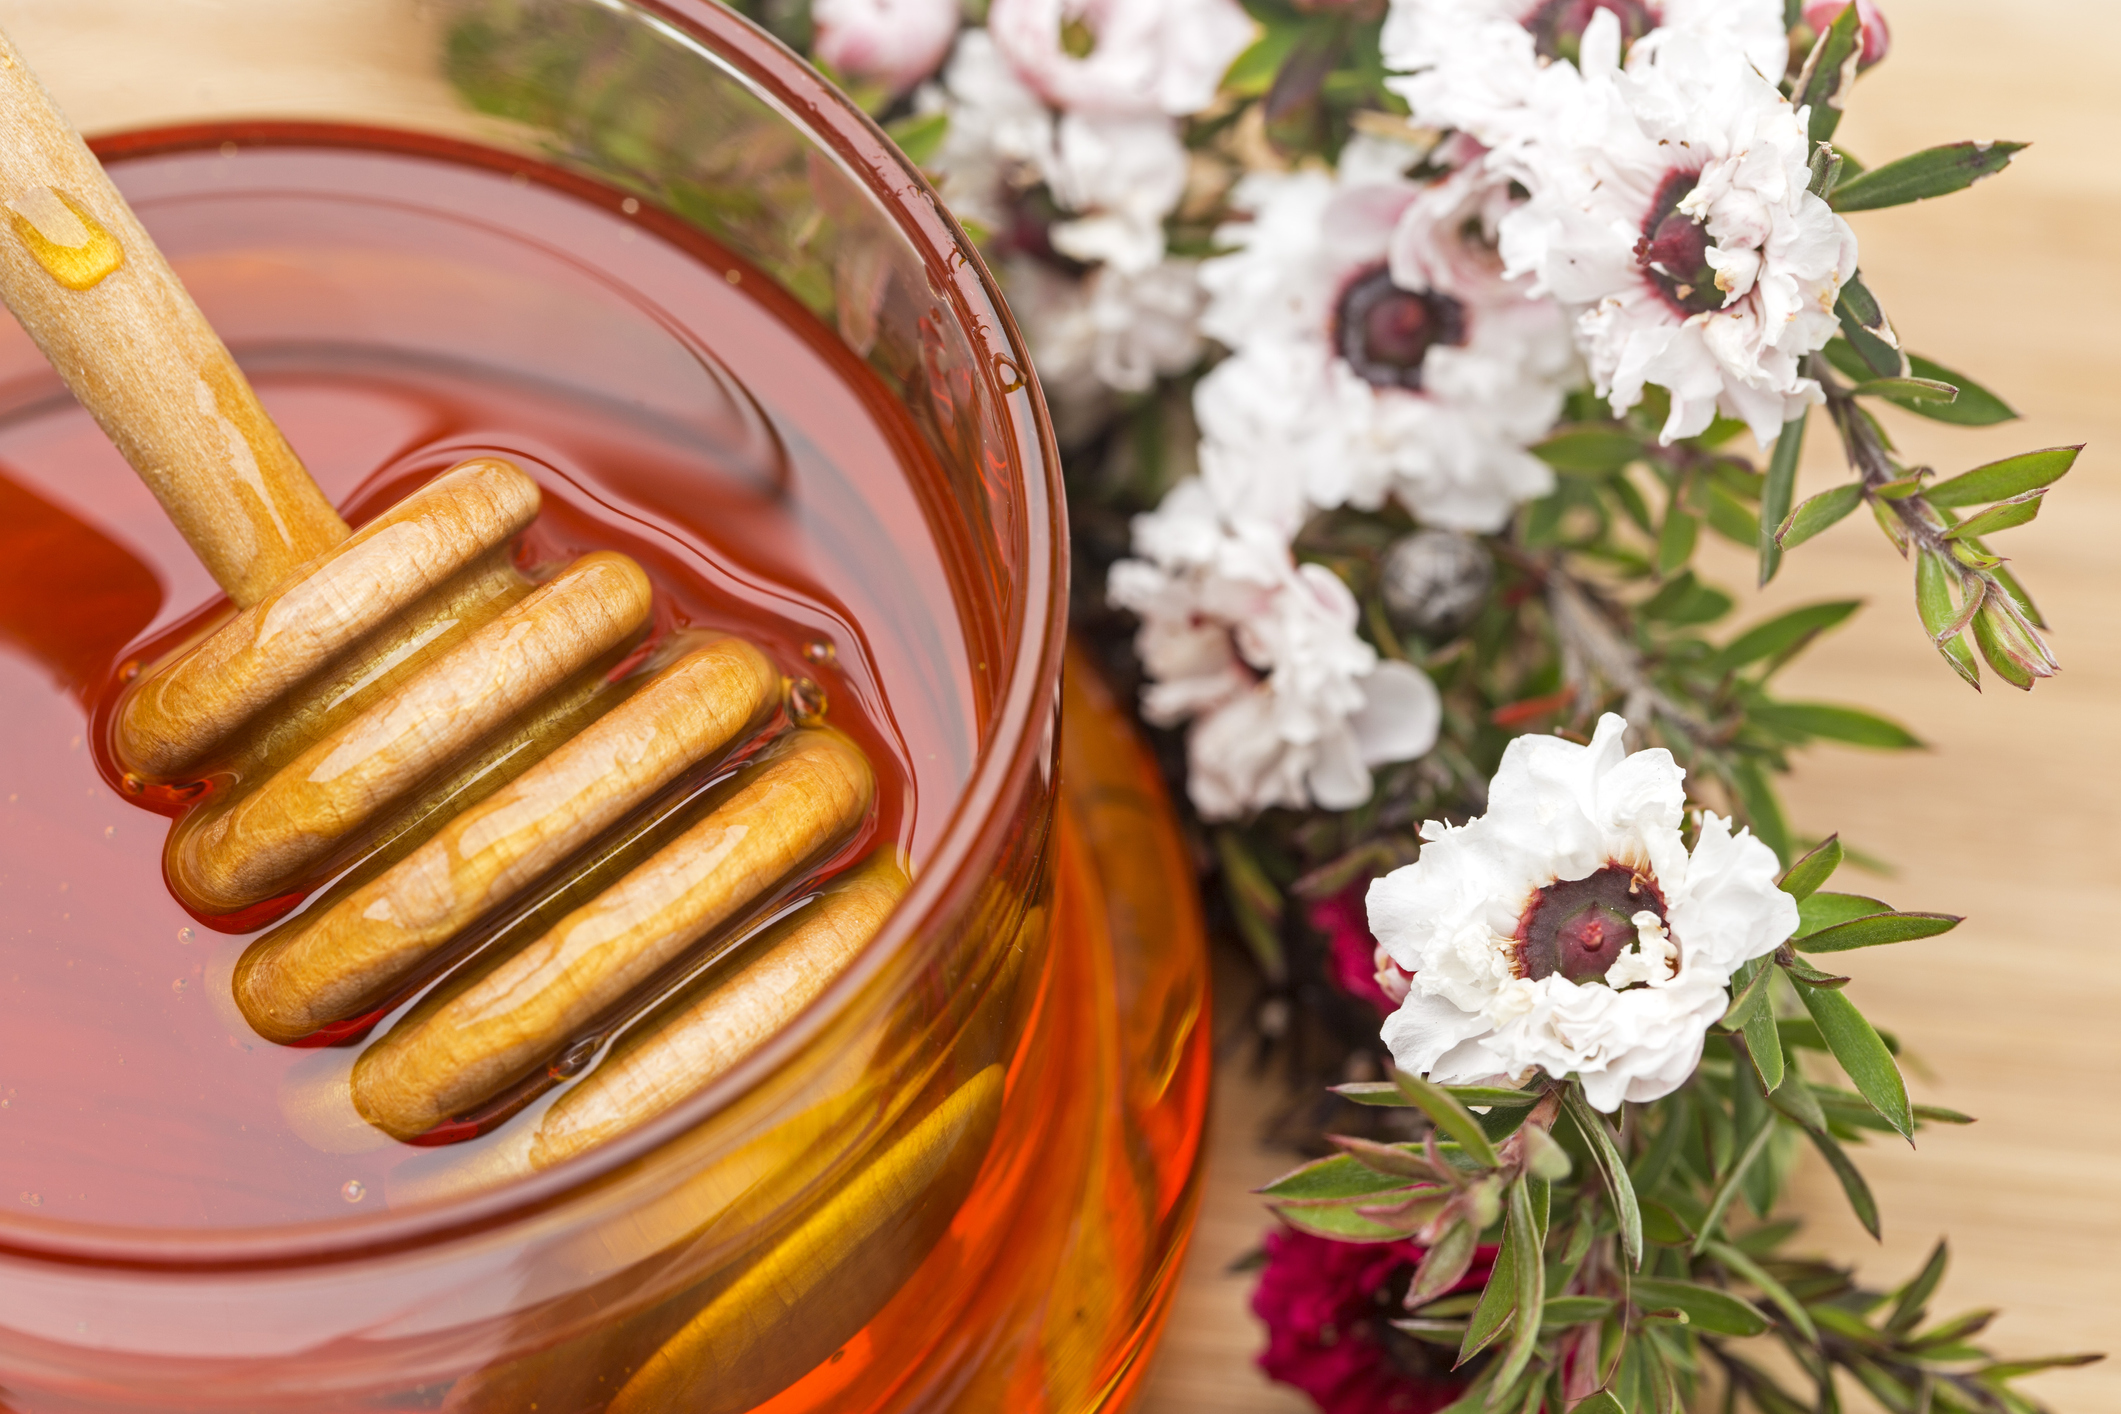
[1252,1225,1495,1414]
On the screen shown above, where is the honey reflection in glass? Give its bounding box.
[0,44,1206,1413]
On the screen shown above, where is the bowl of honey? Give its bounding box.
[0,1,1210,1408]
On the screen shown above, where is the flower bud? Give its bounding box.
[1802,0,1891,69]
[812,0,961,96]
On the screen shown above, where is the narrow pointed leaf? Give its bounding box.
[1795,2,1862,143]
[1706,600,1861,676]
[1898,354,2018,425]
[1572,1393,1626,1414]
[1778,835,1843,901]
[1925,446,2080,508]
[1723,958,1775,1029]
[1797,910,1961,952]
[1532,424,1644,474]
[1941,490,2045,540]
[1887,1240,1950,1333]
[1563,1085,1642,1269]
[1692,1118,1776,1255]
[1708,1240,1820,1344]
[1409,1220,1479,1305]
[1459,1209,1521,1365]
[1836,274,1906,377]
[1777,483,1865,551]
[1974,609,2038,690]
[1749,701,1923,749]
[1492,1181,1546,1393]
[1631,1279,1772,1336]
[1798,891,1892,933]
[1258,1152,1411,1201]
[1394,1070,1502,1169]
[1744,990,1786,1092]
[1758,412,1808,585]
[1830,141,2027,212]
[1799,985,1913,1139]
[1848,376,1957,402]
[1329,1134,1450,1181]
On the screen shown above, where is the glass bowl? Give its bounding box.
[0,1,1209,1408]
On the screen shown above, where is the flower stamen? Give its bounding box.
[1333,266,1468,392]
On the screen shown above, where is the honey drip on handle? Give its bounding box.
[5,184,122,290]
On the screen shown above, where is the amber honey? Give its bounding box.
[0,114,1207,1413]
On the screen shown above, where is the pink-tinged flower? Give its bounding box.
[1252,1226,1493,1414]
[1801,0,1890,68]
[812,0,961,95]
[1194,138,1573,536]
[987,0,1258,117]
[1497,23,1859,444]
[1310,883,1413,1016]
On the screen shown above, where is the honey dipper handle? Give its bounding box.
[0,28,347,607]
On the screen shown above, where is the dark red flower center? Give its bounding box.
[1524,0,1660,64]
[1334,266,1467,392]
[1515,863,1670,985]
[1634,170,1723,317]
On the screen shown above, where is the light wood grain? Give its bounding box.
[0,22,347,605]
[1141,4,2121,1410]
[350,729,876,1140]
[530,852,907,1171]
[117,457,541,778]
[169,550,653,911]
[233,636,782,1042]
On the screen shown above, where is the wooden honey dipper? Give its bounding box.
[0,30,899,1150]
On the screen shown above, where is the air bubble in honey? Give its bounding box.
[801,637,836,666]
[7,186,123,290]
[341,1180,366,1203]
[789,677,828,726]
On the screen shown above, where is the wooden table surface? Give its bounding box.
[1139,2,2121,1409]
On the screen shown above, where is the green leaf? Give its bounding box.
[1914,551,1983,687]
[1830,141,2027,212]
[1222,17,1305,98]
[1848,376,1958,403]
[1758,413,1808,586]
[1215,829,1286,983]
[1657,504,1699,577]
[1708,1240,1820,1345]
[1779,835,1843,901]
[1257,1152,1410,1202]
[1571,1393,1626,1414]
[1783,1099,1881,1239]
[1898,354,2018,426]
[1723,958,1775,1029]
[1887,1240,1949,1333]
[1794,1,1862,143]
[1459,1203,1522,1365]
[1540,1296,1616,1328]
[1750,701,1923,750]
[1777,483,1864,551]
[1692,1118,1776,1255]
[1782,956,1852,989]
[1532,424,1643,474]
[1925,445,2080,508]
[1798,891,1893,933]
[1941,490,2045,541]
[1270,1199,1423,1243]
[1492,1180,1547,1393]
[1640,570,1734,627]
[1393,1070,1503,1169]
[882,109,949,166]
[1409,1219,1480,1305]
[1563,1086,1642,1270]
[1702,479,1762,547]
[1835,273,1906,377]
[1329,1134,1450,1181]
[1729,758,1793,866]
[1797,911,1961,953]
[1799,986,1914,1140]
[1706,600,1861,676]
[1631,1278,1772,1337]
[1741,968,1786,1093]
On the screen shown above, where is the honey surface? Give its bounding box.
[0,133,965,1229]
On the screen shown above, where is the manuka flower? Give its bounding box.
[1108,480,1440,820]
[987,0,1257,119]
[1252,1225,1492,1414]
[1367,714,1796,1110]
[1382,0,1788,162]
[1496,20,1859,443]
[811,0,961,95]
[1194,138,1573,535]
